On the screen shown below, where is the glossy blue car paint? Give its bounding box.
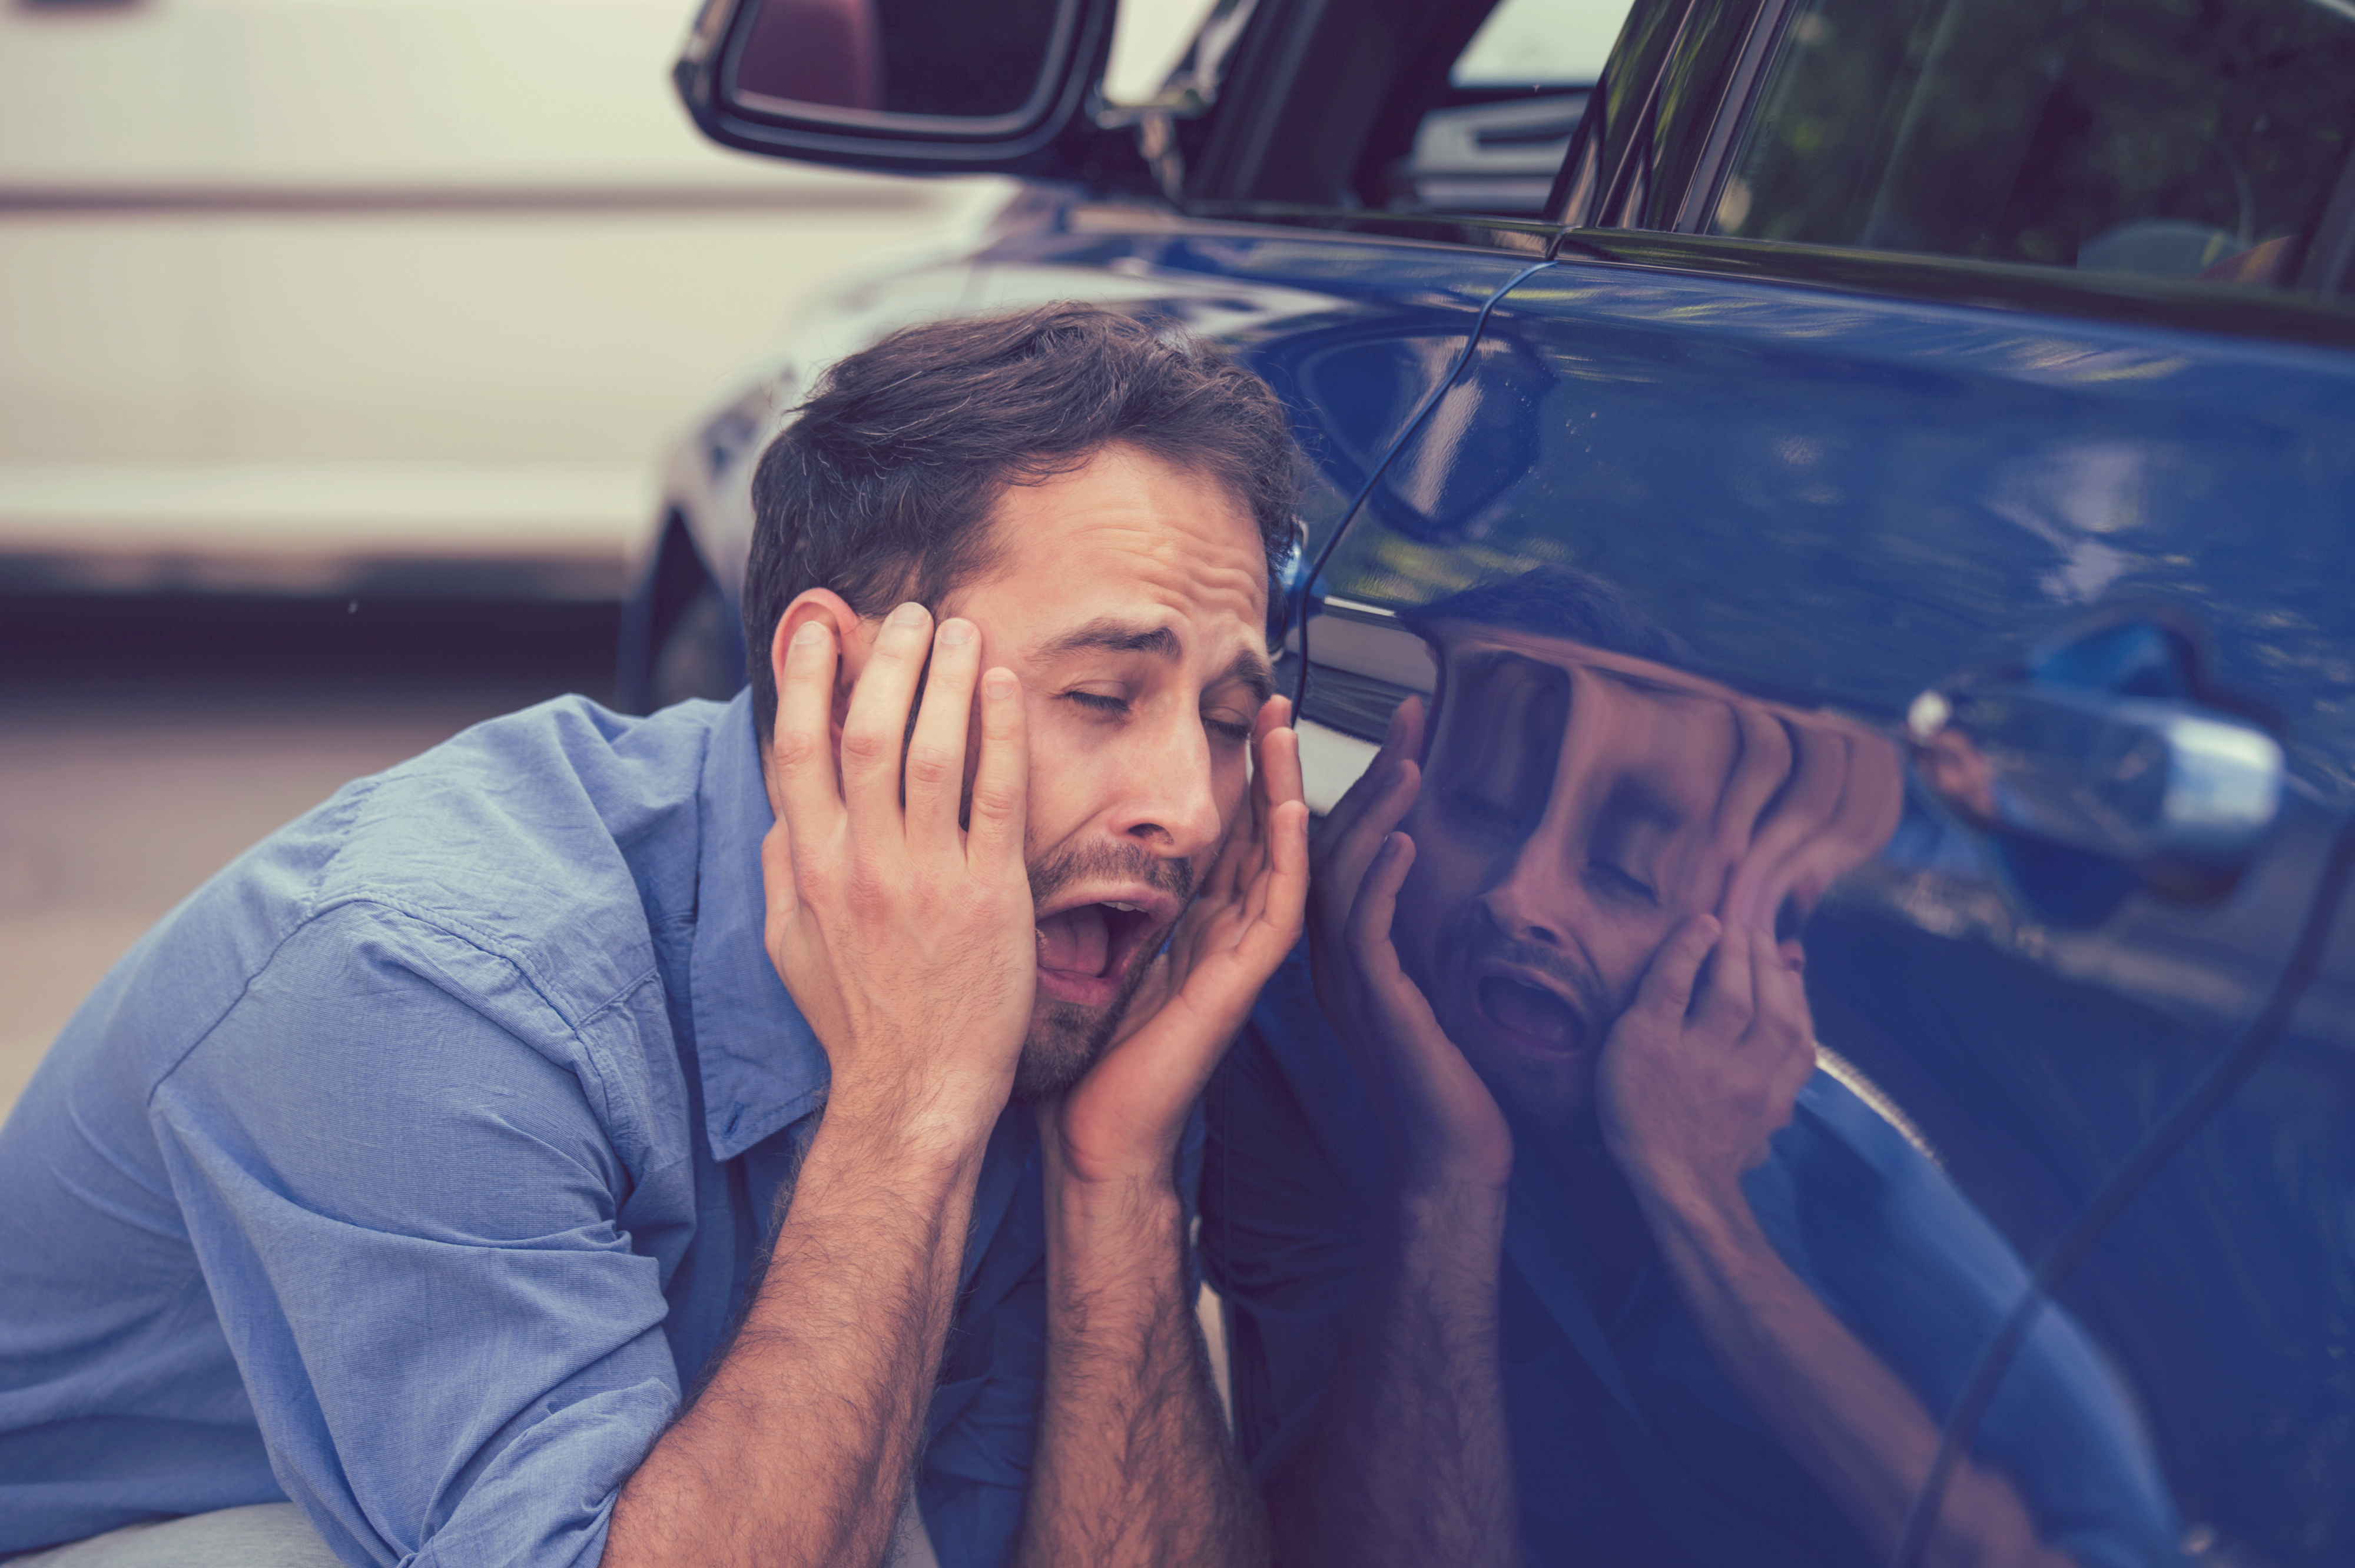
[965,215,1557,559]
[1316,258,2355,778]
[1298,253,2355,1561]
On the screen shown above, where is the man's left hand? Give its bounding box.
[1597,914,1817,1219]
[1041,696,1310,1192]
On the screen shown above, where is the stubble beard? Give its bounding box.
[1007,842,1195,1103]
[1424,901,1621,1144]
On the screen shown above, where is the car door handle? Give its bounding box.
[1909,681,2285,878]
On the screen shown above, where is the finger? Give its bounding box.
[1757,725,1906,923]
[1240,793,1309,939]
[1239,721,1303,908]
[772,617,848,849]
[1195,700,1289,913]
[1203,772,1263,915]
[1726,716,1849,927]
[1684,702,1792,913]
[1256,697,1306,823]
[1693,911,1757,1036]
[964,667,1029,872]
[1342,833,1447,1050]
[1313,755,1421,935]
[1342,830,1411,962]
[904,618,981,856]
[1261,797,1311,944]
[759,817,801,930]
[1754,938,1819,1117]
[1633,914,1721,1024]
[1318,694,1424,855]
[838,601,933,836]
[1752,924,1810,1048]
[1203,809,1252,913]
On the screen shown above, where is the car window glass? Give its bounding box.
[1104,0,1228,104]
[1380,0,1631,218]
[1711,0,2355,292]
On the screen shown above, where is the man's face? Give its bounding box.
[1387,624,1896,1141]
[946,443,1272,1099]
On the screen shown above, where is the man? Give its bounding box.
[0,305,1307,1568]
[1202,569,2184,1568]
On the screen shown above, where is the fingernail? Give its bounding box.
[983,670,1017,698]
[792,621,825,646]
[889,601,928,628]
[937,619,974,647]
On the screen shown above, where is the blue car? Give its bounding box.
[627,0,2355,1562]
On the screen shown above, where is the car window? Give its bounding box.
[1379,0,1630,217]
[1710,0,2355,292]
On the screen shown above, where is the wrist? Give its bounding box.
[820,1074,1003,1172]
[1390,1141,1514,1201]
[1389,1180,1508,1269]
[1043,1172,1188,1313]
[1626,1163,1763,1264]
[1048,1168,1185,1240]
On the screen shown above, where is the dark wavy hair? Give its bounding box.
[744,303,1301,736]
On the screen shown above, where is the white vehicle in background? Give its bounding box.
[0,0,1000,602]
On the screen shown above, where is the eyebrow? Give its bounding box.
[1036,617,1278,706]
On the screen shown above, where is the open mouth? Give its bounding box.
[1034,898,1166,1007]
[1474,974,1588,1057]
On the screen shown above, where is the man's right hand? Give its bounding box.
[763,602,1034,1145]
[1311,696,1514,1195]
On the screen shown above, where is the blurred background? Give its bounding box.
[0,0,1208,1118]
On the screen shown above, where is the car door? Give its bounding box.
[1285,0,2355,1559]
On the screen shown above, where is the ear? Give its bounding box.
[769,589,874,747]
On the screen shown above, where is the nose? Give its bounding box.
[1478,827,1586,952]
[1106,707,1226,862]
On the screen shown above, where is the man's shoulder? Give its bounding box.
[324,695,718,913]
[71,697,728,1078]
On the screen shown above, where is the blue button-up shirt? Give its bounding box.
[0,693,1050,1566]
[1203,949,2184,1568]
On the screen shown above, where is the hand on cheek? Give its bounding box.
[1597,914,1815,1218]
[1044,695,1311,1191]
[761,604,1037,1147]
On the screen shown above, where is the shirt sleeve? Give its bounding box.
[1769,1077,2185,1568]
[147,902,689,1568]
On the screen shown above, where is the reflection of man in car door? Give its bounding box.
[1203,568,2184,1567]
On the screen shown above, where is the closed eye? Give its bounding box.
[1063,690,1129,716]
[1585,860,1658,904]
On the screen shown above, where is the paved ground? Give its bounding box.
[0,593,619,1122]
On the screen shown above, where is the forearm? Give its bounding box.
[1642,1184,2076,1568]
[1023,1175,1269,1568]
[607,1100,991,1568]
[1268,1182,1518,1568]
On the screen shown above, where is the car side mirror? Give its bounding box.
[675,0,1117,173]
[1908,614,2287,927]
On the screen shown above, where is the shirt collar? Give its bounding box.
[691,690,831,1162]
